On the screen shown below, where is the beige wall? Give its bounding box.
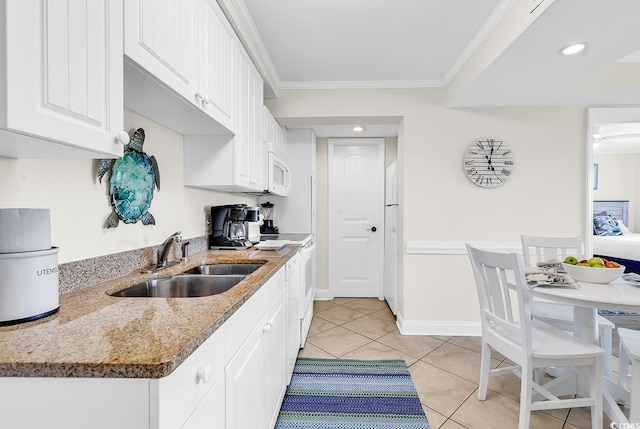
[0,109,256,263]
[266,88,587,332]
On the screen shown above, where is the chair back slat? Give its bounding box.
[520,235,582,267]
[466,244,533,359]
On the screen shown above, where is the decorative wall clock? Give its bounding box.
[463,138,514,188]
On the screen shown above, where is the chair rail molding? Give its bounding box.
[405,241,522,255]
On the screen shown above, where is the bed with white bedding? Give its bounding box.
[592,200,640,273]
[593,233,640,261]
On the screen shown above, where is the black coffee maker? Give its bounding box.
[209,204,259,250]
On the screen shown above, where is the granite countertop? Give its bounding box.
[0,246,297,379]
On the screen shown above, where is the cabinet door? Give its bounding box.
[285,254,301,381]
[181,371,225,429]
[155,327,225,429]
[275,125,288,159]
[124,0,194,102]
[249,65,265,190]
[264,290,288,428]
[234,46,253,189]
[262,106,276,145]
[3,0,125,158]
[193,0,235,127]
[225,323,266,429]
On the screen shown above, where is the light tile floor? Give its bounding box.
[298,298,629,429]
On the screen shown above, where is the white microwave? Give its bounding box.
[267,152,291,196]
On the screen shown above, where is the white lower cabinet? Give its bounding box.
[225,312,267,429]
[285,252,301,381]
[153,324,226,429]
[0,266,292,429]
[264,289,288,427]
[181,370,226,429]
[225,269,287,429]
[0,377,150,428]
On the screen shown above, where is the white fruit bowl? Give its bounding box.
[561,262,625,284]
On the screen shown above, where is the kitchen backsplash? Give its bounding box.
[58,236,208,294]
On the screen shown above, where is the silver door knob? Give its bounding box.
[367,226,377,232]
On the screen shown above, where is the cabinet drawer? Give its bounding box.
[154,326,225,429]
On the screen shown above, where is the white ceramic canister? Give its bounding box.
[0,247,59,325]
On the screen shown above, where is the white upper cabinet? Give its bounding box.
[183,40,264,193]
[193,0,236,128]
[0,0,127,158]
[263,106,277,146]
[125,0,194,99]
[275,124,288,160]
[124,0,235,136]
[263,106,287,160]
[237,45,264,190]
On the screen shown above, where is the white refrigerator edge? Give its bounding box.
[384,160,398,315]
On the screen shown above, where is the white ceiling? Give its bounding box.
[220,0,640,139]
[240,0,505,88]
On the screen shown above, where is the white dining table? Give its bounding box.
[529,277,640,424]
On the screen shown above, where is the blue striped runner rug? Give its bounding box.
[275,358,431,429]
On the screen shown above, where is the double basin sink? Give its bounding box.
[110,263,264,298]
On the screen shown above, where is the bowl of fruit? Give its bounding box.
[561,256,625,284]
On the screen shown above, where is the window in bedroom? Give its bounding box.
[593,163,599,190]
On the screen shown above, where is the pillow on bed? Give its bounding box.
[594,210,608,217]
[593,215,624,236]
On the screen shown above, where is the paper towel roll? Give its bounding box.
[0,208,51,253]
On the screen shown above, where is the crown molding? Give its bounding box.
[440,0,517,86]
[221,0,517,94]
[619,50,640,63]
[217,0,282,97]
[278,79,446,90]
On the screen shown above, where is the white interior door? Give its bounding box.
[328,139,385,298]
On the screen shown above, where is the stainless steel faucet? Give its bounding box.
[157,231,182,268]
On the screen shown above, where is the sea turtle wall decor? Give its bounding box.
[97,128,160,228]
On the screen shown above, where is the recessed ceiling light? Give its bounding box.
[352,126,365,132]
[560,42,588,56]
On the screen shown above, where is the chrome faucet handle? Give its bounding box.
[181,241,191,262]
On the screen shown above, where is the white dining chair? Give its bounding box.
[616,327,640,423]
[466,244,604,429]
[521,234,615,376]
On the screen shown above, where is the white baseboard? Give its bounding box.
[396,312,481,336]
[315,293,481,336]
[315,289,333,301]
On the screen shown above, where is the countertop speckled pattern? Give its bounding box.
[0,247,297,379]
